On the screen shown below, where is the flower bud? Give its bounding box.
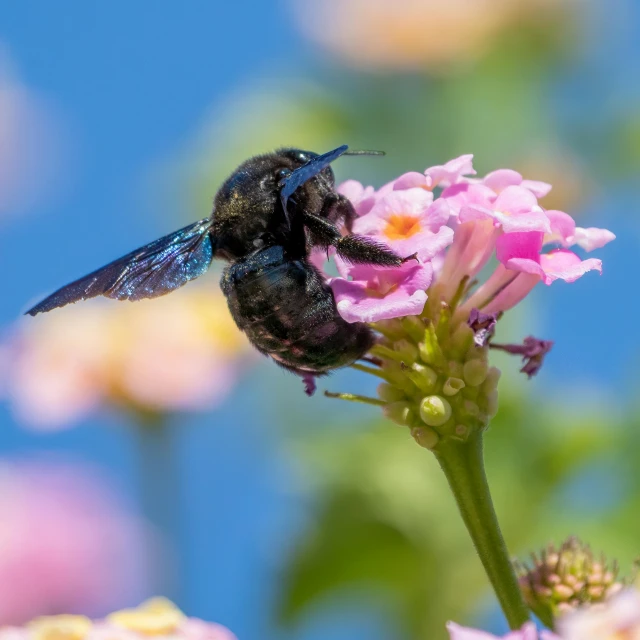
[516,537,624,628]
[383,401,413,426]
[406,363,438,392]
[419,395,452,427]
[463,358,489,387]
[394,339,418,365]
[443,377,465,396]
[411,426,439,449]
[377,382,406,403]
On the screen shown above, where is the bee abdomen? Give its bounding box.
[221,246,373,374]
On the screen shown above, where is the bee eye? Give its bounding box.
[296,152,308,162]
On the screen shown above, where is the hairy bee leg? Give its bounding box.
[317,192,358,232]
[303,212,403,267]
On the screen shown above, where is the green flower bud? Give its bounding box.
[383,401,413,426]
[393,339,418,365]
[463,358,489,387]
[405,363,438,392]
[419,395,452,427]
[401,315,427,343]
[443,377,465,396]
[410,426,439,449]
[377,383,406,403]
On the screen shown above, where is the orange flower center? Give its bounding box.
[384,214,422,240]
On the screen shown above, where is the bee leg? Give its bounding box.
[318,193,357,232]
[303,212,403,267]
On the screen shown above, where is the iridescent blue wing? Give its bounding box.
[26,218,214,316]
[279,144,348,214]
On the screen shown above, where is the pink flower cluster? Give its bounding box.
[0,460,149,625]
[322,155,614,325]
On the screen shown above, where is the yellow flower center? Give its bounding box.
[107,598,185,636]
[384,214,422,240]
[29,616,92,640]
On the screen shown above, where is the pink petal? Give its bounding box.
[367,188,434,221]
[539,250,602,283]
[425,197,452,229]
[493,210,552,234]
[393,225,454,262]
[337,180,376,215]
[446,622,541,640]
[446,623,499,640]
[425,154,475,188]
[337,179,366,201]
[571,226,616,252]
[482,169,523,193]
[545,209,575,244]
[492,185,539,214]
[521,179,552,198]
[460,264,539,316]
[393,171,429,191]
[442,183,496,217]
[439,220,499,295]
[496,231,544,265]
[330,263,432,323]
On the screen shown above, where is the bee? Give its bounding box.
[26,145,410,393]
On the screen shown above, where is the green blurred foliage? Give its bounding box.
[275,385,639,640]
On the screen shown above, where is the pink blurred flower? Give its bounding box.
[556,588,640,640]
[447,622,558,640]
[0,598,236,640]
[2,287,253,430]
[0,460,149,625]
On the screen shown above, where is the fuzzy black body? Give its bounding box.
[26,145,405,383]
[221,246,374,375]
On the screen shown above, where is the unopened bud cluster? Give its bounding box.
[372,302,500,450]
[516,537,624,628]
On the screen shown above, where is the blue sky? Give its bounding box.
[1,2,639,639]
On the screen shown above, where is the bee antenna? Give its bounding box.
[343,150,385,157]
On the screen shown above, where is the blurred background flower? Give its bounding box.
[292,0,577,73]
[2,285,251,429]
[0,459,150,625]
[0,597,236,640]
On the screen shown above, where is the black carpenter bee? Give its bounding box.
[26,145,411,392]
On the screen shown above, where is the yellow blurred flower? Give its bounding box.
[292,0,578,72]
[0,599,235,640]
[3,284,253,428]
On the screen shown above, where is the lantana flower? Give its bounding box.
[0,598,235,640]
[313,155,614,426]
[315,153,613,631]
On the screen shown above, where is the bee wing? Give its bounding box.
[26,218,214,316]
[280,144,348,212]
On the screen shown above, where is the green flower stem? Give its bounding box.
[433,432,530,630]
